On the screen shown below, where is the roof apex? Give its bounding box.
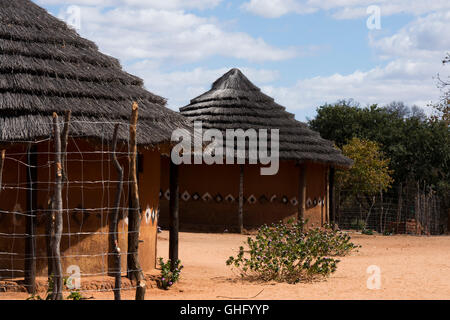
[211,68,260,92]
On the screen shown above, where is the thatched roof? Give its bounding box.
[0,0,189,145]
[180,69,353,168]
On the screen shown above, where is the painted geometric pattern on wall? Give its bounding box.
[160,189,325,208]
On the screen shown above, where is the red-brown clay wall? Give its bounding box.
[159,158,329,232]
[0,140,159,279]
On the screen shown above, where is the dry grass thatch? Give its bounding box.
[180,68,353,168]
[0,0,190,145]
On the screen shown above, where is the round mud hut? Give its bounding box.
[0,0,189,290]
[160,68,352,233]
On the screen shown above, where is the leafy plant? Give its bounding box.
[66,290,86,300]
[157,258,183,290]
[226,220,359,284]
[27,274,87,300]
[362,228,374,235]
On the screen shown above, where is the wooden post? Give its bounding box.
[169,161,179,267]
[110,124,123,300]
[0,150,5,191]
[61,111,71,182]
[51,113,63,300]
[298,164,307,223]
[127,102,146,300]
[238,165,244,234]
[25,144,37,294]
[329,167,335,225]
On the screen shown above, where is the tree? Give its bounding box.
[337,137,393,196]
[434,54,450,125]
[309,102,448,198]
[336,138,394,228]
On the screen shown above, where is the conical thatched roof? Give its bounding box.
[180,69,352,168]
[0,0,189,145]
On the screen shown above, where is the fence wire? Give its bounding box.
[336,186,446,235]
[0,118,144,299]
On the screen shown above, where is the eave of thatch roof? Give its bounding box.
[0,0,190,145]
[180,68,353,168]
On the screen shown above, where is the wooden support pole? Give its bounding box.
[51,112,63,300]
[110,124,123,300]
[329,167,335,225]
[298,164,307,223]
[25,144,37,294]
[127,102,146,300]
[61,110,71,182]
[169,161,179,268]
[0,150,5,192]
[238,165,244,234]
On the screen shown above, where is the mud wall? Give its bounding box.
[0,140,159,280]
[159,158,329,232]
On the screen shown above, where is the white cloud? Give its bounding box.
[126,64,280,109]
[241,0,450,19]
[37,0,222,10]
[256,10,450,118]
[241,0,316,18]
[58,6,297,64]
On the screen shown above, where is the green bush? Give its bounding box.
[226,220,359,284]
[157,258,183,290]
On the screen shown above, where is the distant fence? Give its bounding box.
[336,185,447,235]
[0,108,147,300]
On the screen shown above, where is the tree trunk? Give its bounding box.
[169,161,179,268]
[110,124,123,300]
[126,102,146,300]
[25,144,37,295]
[51,113,63,300]
[0,150,5,191]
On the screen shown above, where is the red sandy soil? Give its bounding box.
[1,231,450,300]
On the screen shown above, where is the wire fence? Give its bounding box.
[0,111,146,299]
[336,185,447,235]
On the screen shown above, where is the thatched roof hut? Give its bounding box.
[180,68,352,168]
[0,0,189,145]
[160,69,352,232]
[0,0,189,285]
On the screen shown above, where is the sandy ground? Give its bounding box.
[1,231,450,300]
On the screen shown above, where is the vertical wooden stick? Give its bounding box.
[298,164,307,224]
[61,110,71,182]
[25,144,37,294]
[127,102,146,300]
[0,150,5,192]
[329,167,335,225]
[51,112,63,300]
[110,124,123,300]
[169,161,179,268]
[238,165,244,234]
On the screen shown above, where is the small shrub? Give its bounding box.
[157,258,183,290]
[362,228,374,235]
[27,275,87,300]
[226,220,359,284]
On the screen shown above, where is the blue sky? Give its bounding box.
[34,0,450,121]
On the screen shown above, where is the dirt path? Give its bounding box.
[2,232,450,300]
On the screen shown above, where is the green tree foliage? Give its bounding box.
[434,54,450,125]
[308,102,450,200]
[337,137,394,196]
